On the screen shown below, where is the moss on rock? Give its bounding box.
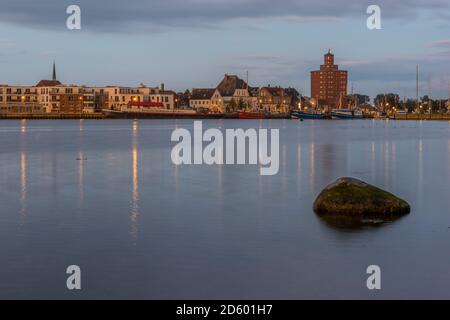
[313,177,410,219]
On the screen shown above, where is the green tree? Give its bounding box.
[227,99,237,112]
[237,99,246,111]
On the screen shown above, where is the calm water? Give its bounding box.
[1,119,450,299]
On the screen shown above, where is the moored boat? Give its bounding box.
[238,112,266,119]
[331,109,363,119]
[291,110,328,120]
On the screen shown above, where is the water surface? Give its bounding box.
[1,119,450,299]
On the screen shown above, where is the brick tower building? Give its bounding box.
[311,50,348,109]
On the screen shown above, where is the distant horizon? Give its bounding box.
[1,59,447,102]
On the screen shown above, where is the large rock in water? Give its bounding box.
[313,177,410,225]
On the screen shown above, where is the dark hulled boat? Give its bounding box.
[291,110,328,120]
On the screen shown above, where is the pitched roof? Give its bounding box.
[216,74,248,97]
[36,80,62,87]
[248,87,259,97]
[191,88,216,100]
[284,87,300,97]
[261,86,284,97]
[160,90,176,95]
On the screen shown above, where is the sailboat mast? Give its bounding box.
[448,79,450,108]
[416,65,419,110]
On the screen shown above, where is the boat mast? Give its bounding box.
[428,73,432,114]
[416,65,419,110]
[448,79,450,110]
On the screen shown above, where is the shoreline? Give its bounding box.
[1,113,450,120]
[0,112,291,120]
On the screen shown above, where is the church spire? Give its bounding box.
[52,60,57,81]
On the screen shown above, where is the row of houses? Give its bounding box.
[0,64,304,116]
[0,63,178,115]
[189,74,301,113]
[0,82,177,115]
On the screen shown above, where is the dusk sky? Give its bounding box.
[0,0,449,100]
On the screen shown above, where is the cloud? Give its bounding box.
[0,40,28,57]
[0,0,448,33]
[430,40,450,47]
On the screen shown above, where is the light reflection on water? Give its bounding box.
[131,121,139,243]
[1,119,450,299]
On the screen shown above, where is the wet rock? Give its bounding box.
[313,177,410,225]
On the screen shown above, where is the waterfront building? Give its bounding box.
[36,83,85,113]
[80,87,109,113]
[257,86,291,112]
[284,87,301,110]
[311,50,348,109]
[58,90,84,113]
[145,84,177,110]
[0,61,179,115]
[248,87,260,110]
[176,91,191,109]
[189,88,222,111]
[103,84,177,112]
[102,86,144,111]
[0,85,43,115]
[216,74,253,111]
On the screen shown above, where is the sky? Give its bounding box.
[0,0,449,100]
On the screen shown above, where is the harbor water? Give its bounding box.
[1,119,450,299]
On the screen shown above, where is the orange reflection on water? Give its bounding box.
[131,122,139,242]
[20,120,27,222]
[20,151,27,221]
[20,119,27,133]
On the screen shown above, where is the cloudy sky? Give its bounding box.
[0,0,449,99]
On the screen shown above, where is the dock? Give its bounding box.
[390,114,450,120]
